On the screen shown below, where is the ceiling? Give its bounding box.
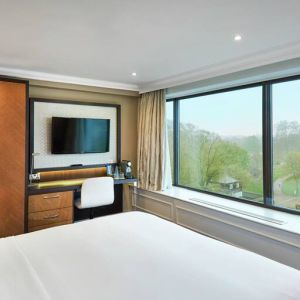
[1,0,300,92]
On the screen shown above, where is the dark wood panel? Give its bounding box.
[0,80,27,237]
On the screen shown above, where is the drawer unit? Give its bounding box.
[28,207,73,228]
[28,191,73,232]
[29,191,73,213]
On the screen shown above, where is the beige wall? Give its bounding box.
[29,80,139,210]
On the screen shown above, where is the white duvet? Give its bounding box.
[0,211,299,300]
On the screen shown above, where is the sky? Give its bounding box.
[166,79,300,137]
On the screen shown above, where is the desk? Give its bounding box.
[28,178,137,194]
[27,178,137,232]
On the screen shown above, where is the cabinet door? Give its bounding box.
[0,80,27,237]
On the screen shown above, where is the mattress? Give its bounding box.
[0,211,299,300]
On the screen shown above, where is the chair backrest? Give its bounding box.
[80,177,114,209]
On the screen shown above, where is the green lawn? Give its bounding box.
[244,179,263,195]
[282,176,300,196]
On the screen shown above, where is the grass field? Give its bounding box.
[282,176,300,196]
[244,179,263,195]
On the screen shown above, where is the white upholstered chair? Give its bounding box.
[74,177,114,218]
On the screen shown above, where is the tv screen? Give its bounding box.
[51,117,110,154]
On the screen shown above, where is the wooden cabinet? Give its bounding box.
[29,191,73,213]
[0,79,28,238]
[28,191,73,232]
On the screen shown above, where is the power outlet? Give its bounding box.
[29,173,40,181]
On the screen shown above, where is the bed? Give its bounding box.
[1,211,299,300]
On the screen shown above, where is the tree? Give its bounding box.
[179,122,250,190]
[285,152,300,195]
[274,121,300,162]
[199,137,250,188]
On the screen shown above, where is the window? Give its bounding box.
[273,79,300,211]
[178,87,263,202]
[167,76,300,214]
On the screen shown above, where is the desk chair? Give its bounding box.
[74,177,114,219]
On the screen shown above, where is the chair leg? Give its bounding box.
[89,208,94,219]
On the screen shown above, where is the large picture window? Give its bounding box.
[167,76,300,214]
[272,79,300,211]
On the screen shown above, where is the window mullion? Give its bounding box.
[174,100,180,185]
[262,83,273,206]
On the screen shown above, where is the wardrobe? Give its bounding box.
[0,78,28,237]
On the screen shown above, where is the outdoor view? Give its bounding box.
[273,80,300,210]
[174,87,264,203]
[167,81,300,211]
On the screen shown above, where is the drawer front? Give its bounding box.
[28,221,72,233]
[29,191,73,213]
[28,207,73,228]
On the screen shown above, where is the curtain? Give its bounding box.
[137,89,171,191]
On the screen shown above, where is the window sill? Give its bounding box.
[151,186,300,236]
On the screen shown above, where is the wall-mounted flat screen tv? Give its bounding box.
[51,117,110,154]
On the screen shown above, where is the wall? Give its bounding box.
[132,188,300,270]
[29,80,139,210]
[33,101,117,168]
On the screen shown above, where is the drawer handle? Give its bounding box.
[43,214,59,219]
[43,195,61,199]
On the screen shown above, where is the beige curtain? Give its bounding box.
[137,89,165,191]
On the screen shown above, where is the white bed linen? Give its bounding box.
[0,211,299,300]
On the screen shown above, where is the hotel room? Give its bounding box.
[0,1,300,299]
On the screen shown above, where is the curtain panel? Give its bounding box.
[137,89,166,191]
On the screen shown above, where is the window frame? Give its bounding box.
[167,74,300,216]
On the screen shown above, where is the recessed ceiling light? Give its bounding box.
[234,34,242,41]
[131,72,137,76]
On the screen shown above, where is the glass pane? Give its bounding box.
[273,79,300,211]
[166,101,174,181]
[179,87,263,202]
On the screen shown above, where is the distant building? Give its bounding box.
[212,176,242,197]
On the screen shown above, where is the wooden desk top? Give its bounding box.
[28,177,137,195]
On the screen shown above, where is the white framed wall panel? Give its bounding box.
[135,194,173,221]
[33,100,118,169]
[131,187,300,270]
